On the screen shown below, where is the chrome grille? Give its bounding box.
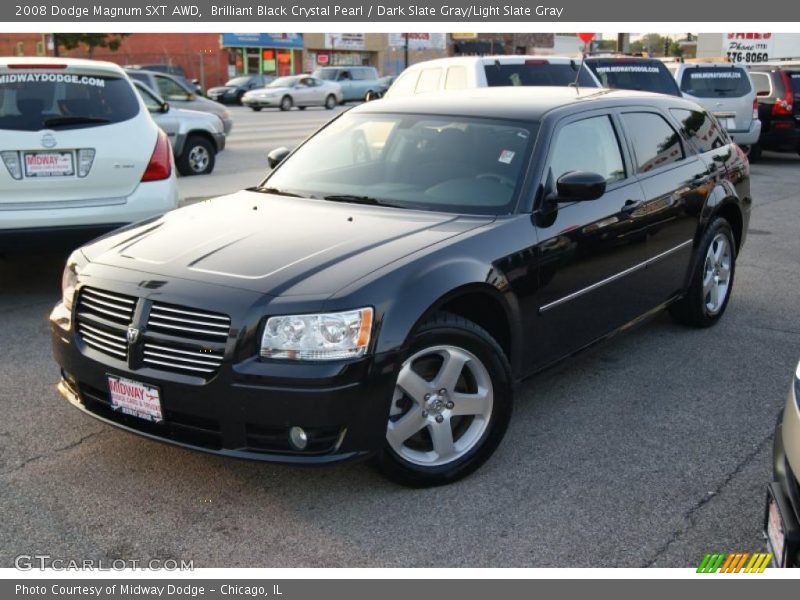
[76,287,136,325]
[142,342,224,375]
[77,321,128,360]
[146,302,231,341]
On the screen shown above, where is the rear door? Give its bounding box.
[678,66,755,132]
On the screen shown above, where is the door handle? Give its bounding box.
[621,199,642,214]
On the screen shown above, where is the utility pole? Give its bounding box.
[616,33,630,53]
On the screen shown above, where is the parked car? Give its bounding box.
[747,63,800,161]
[311,66,381,103]
[124,69,233,134]
[241,75,342,111]
[765,358,800,568]
[207,74,274,105]
[672,63,761,153]
[50,87,750,486]
[132,81,225,176]
[584,55,683,96]
[0,57,178,249]
[126,63,201,94]
[383,55,600,100]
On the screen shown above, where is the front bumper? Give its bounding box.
[765,384,800,567]
[50,286,400,465]
[213,131,227,152]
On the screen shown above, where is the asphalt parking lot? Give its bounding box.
[1,106,799,568]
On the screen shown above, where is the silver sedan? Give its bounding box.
[242,75,343,111]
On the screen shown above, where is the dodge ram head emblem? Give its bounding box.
[40,133,56,148]
[126,327,140,344]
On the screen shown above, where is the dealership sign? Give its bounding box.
[724,33,774,63]
[324,33,366,50]
[388,33,447,50]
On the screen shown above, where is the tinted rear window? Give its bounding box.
[587,59,681,96]
[680,67,752,98]
[0,72,139,131]
[484,63,597,87]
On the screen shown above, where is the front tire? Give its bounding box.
[176,135,215,176]
[669,217,736,327]
[279,96,293,111]
[250,106,262,112]
[375,312,513,487]
[324,94,336,110]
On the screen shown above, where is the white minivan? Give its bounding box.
[383,55,601,99]
[0,57,178,248]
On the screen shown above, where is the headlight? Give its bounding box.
[61,250,87,311]
[260,308,373,361]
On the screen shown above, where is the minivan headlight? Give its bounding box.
[260,308,373,361]
[61,251,87,311]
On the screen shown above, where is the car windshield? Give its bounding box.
[0,71,140,131]
[260,112,536,215]
[587,59,682,95]
[312,69,337,80]
[268,76,301,88]
[226,76,251,87]
[680,67,752,97]
[484,62,598,87]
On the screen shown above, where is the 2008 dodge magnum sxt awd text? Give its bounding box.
[51,88,751,486]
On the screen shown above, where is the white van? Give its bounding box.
[0,57,178,247]
[383,55,601,99]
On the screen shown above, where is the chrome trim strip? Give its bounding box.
[147,320,229,337]
[83,288,136,305]
[150,304,230,322]
[78,299,133,321]
[539,239,694,313]
[142,358,215,373]
[81,336,127,358]
[78,322,126,345]
[146,312,230,329]
[143,350,221,367]
[145,343,223,360]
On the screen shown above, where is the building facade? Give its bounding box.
[220,33,304,78]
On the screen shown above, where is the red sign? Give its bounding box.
[317,54,329,65]
[577,33,596,43]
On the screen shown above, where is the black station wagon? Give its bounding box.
[51,87,751,486]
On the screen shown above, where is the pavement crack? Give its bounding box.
[642,431,774,568]
[0,429,107,477]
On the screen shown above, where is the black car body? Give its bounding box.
[51,88,751,486]
[585,56,683,97]
[208,75,273,105]
[748,64,800,158]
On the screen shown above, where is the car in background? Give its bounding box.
[765,358,800,568]
[126,63,201,94]
[242,75,342,111]
[672,63,761,153]
[311,66,381,103]
[376,75,396,96]
[0,57,178,249]
[207,74,274,105]
[124,69,233,135]
[747,63,800,161]
[133,81,225,176]
[584,55,682,96]
[383,55,600,100]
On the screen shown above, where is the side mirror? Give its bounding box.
[555,171,606,201]
[160,102,170,113]
[267,147,291,169]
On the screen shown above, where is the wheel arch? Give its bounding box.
[700,182,745,254]
[183,129,219,152]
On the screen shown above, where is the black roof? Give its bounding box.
[353,86,701,121]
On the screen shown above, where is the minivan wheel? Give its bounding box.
[279,96,293,111]
[375,312,512,487]
[324,94,336,109]
[176,136,215,176]
[669,217,736,327]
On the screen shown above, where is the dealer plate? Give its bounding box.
[107,375,163,423]
[766,490,785,567]
[23,151,74,177]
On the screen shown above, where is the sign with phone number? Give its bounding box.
[724,33,773,64]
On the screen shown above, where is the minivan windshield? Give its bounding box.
[680,67,752,97]
[260,112,536,215]
[586,59,682,96]
[0,71,140,131]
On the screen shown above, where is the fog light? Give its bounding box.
[289,426,308,450]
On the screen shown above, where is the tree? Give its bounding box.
[53,34,129,58]
[669,41,684,57]
[639,33,666,56]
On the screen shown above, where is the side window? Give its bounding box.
[385,70,419,98]
[670,108,726,153]
[549,115,626,184]
[415,68,443,94]
[351,69,366,81]
[621,112,684,173]
[155,76,189,101]
[337,70,352,81]
[444,66,467,90]
[751,72,772,97]
[136,85,163,112]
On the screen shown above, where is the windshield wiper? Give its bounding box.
[42,116,110,127]
[323,194,405,208]
[253,186,307,198]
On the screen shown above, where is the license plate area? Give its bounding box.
[107,375,163,423]
[23,151,74,177]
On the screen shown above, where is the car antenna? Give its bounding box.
[570,52,585,92]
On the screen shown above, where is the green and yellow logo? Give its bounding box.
[697,552,773,573]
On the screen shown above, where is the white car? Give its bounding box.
[383,55,601,100]
[242,75,342,111]
[0,57,178,247]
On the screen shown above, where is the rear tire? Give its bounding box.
[279,96,293,111]
[298,106,307,111]
[250,106,262,112]
[669,217,736,328]
[176,135,215,176]
[374,312,513,487]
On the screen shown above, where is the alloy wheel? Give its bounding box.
[187,145,210,173]
[702,232,732,315]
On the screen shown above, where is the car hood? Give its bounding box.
[167,107,224,129]
[82,190,493,297]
